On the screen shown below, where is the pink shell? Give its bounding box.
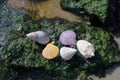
[59,30,77,47]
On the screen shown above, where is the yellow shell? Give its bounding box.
[42,41,59,59]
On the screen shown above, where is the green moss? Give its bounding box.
[0,3,120,80]
[0,18,120,79]
[0,59,9,80]
[61,0,120,32]
[61,0,108,22]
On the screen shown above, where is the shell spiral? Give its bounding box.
[26,31,50,44]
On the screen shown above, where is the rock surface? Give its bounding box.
[61,0,120,32]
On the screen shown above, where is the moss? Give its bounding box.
[61,0,108,22]
[0,58,9,80]
[0,17,120,79]
[61,0,120,32]
[0,3,120,80]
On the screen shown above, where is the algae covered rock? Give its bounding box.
[61,0,120,32]
[1,18,120,66]
[0,18,120,79]
[61,0,108,22]
[0,1,120,80]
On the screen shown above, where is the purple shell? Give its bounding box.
[59,30,77,47]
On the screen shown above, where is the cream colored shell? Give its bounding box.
[76,40,95,58]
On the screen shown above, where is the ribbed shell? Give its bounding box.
[42,41,59,59]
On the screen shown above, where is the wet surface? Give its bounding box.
[91,64,120,80]
[7,0,87,22]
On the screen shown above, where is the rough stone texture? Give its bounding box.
[0,1,120,80]
[61,0,120,32]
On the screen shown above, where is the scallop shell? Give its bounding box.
[59,30,77,47]
[76,40,95,58]
[42,41,59,59]
[26,31,50,44]
[60,47,77,60]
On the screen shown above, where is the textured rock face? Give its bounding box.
[1,17,120,67]
[61,0,120,32]
[61,0,109,21]
[1,18,120,79]
[0,1,120,80]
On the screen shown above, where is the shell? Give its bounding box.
[26,31,50,44]
[76,40,95,58]
[60,47,77,60]
[59,30,77,47]
[42,41,59,59]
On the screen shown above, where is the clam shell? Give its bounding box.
[59,30,77,47]
[26,31,50,44]
[42,41,59,59]
[76,40,95,58]
[60,47,77,60]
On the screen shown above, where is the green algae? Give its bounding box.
[0,2,120,80]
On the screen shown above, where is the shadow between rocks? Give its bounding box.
[30,0,48,3]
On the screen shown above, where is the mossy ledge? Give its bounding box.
[61,0,120,32]
[0,17,120,79]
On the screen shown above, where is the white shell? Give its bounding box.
[26,31,50,44]
[60,47,77,60]
[76,40,95,58]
